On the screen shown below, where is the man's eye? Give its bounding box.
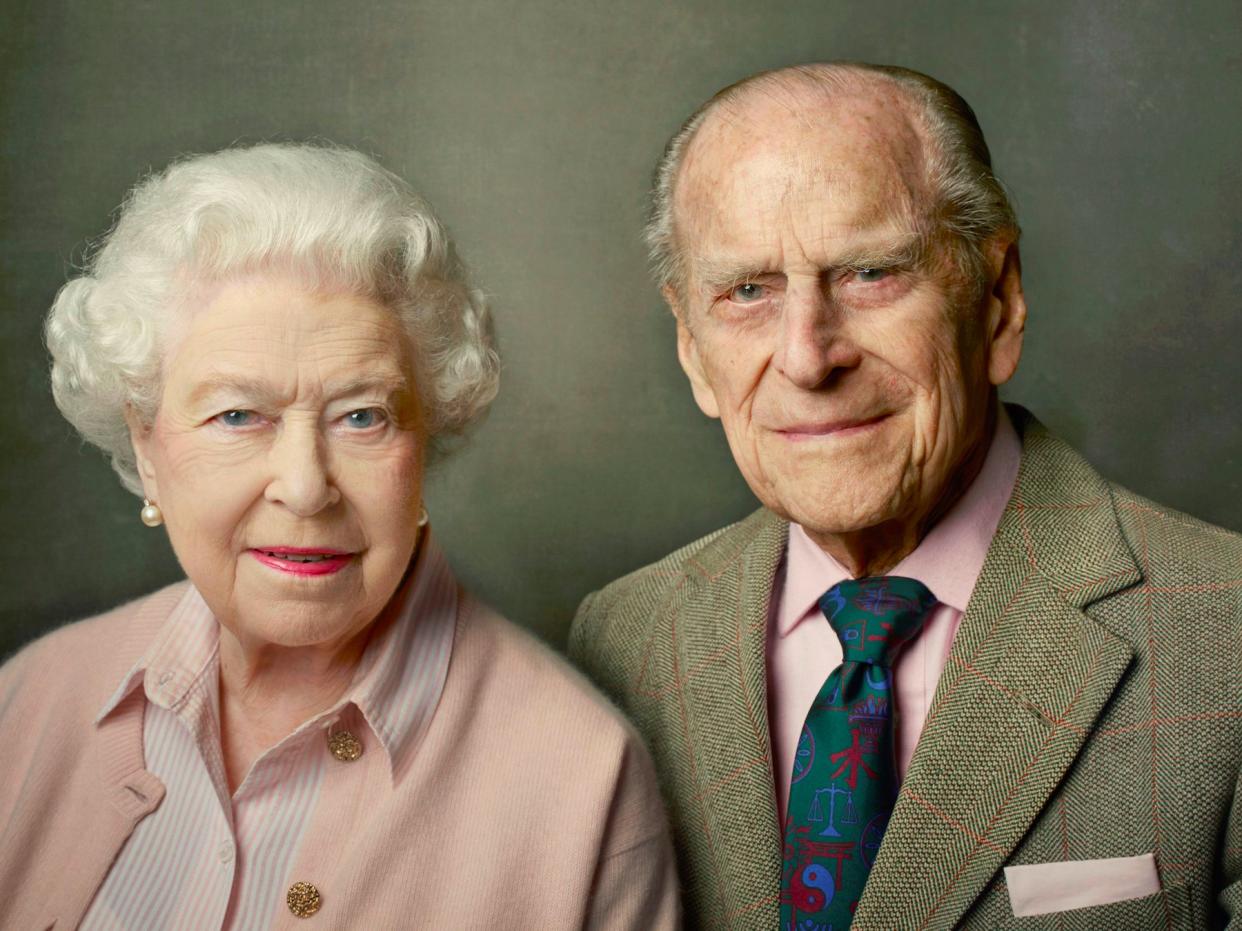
[344,408,386,429]
[729,282,767,303]
[216,410,258,428]
[854,267,890,283]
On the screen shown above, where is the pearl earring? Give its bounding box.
[417,507,429,528]
[140,498,164,527]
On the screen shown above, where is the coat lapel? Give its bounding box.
[662,508,787,928]
[854,410,1143,930]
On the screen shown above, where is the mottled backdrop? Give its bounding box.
[2,0,1239,656]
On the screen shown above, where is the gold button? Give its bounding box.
[327,730,362,762]
[287,881,321,918]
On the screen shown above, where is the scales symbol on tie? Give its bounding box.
[807,783,858,837]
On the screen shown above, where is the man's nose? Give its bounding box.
[773,283,862,388]
[264,421,341,516]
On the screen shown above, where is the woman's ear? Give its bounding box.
[124,405,161,502]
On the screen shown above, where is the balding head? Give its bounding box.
[647,63,1017,300]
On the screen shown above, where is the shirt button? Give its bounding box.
[287,881,322,918]
[327,730,363,762]
[217,840,234,864]
[157,672,173,686]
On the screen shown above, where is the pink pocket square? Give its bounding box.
[1004,853,1161,917]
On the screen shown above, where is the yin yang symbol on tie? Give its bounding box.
[780,576,937,931]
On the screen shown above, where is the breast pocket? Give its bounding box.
[1011,878,1193,931]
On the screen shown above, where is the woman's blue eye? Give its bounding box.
[730,282,766,303]
[345,408,383,429]
[218,410,255,427]
[855,267,889,283]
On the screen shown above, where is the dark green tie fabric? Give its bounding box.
[780,576,938,930]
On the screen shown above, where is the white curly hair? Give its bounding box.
[45,143,500,495]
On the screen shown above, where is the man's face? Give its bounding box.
[671,88,1024,544]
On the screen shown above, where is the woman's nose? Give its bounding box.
[263,422,341,516]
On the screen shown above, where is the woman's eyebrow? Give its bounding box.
[187,375,282,406]
[323,373,408,400]
[188,372,409,406]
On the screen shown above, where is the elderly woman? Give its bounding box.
[0,144,677,929]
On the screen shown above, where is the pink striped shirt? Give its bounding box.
[81,533,456,930]
[769,407,1023,821]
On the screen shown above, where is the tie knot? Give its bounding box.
[817,576,937,668]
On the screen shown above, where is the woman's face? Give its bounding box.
[130,273,427,653]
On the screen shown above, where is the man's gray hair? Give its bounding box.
[645,62,1020,294]
[45,143,500,495]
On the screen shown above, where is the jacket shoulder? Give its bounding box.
[586,524,733,616]
[1105,484,1242,677]
[0,582,187,842]
[567,508,782,699]
[450,596,671,847]
[0,582,188,714]
[1109,483,1242,586]
[460,594,643,739]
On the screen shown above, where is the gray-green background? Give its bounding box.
[3,1,1240,659]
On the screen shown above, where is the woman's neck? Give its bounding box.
[215,627,370,794]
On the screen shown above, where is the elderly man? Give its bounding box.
[570,63,1240,930]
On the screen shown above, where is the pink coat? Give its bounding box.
[0,582,680,929]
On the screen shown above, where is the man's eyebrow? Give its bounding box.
[696,261,776,295]
[830,231,931,270]
[694,231,932,293]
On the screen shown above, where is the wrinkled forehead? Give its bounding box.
[159,269,415,381]
[673,84,934,254]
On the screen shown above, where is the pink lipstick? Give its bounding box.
[249,547,354,577]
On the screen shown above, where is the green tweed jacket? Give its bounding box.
[569,409,1242,930]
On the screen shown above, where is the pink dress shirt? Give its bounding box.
[769,408,1022,821]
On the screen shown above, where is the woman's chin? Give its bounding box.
[223,605,366,651]
[218,563,375,650]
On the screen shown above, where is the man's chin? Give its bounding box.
[741,459,910,538]
[775,499,903,540]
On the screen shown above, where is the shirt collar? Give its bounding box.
[96,530,458,784]
[95,584,219,722]
[345,530,457,783]
[777,404,1022,637]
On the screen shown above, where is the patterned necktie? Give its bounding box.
[780,576,937,931]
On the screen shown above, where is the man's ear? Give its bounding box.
[124,405,161,502]
[981,237,1027,387]
[665,285,721,420]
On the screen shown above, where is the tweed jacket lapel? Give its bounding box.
[853,410,1144,930]
[661,508,787,926]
